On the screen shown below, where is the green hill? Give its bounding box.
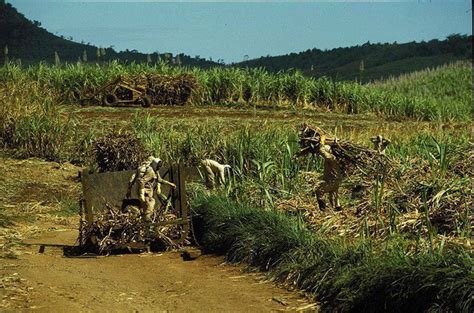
[236,36,472,83]
[370,61,472,119]
[0,1,218,67]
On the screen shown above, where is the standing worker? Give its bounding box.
[200,159,231,189]
[315,135,343,211]
[127,157,176,221]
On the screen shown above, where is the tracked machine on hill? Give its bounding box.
[100,77,153,107]
[78,74,198,107]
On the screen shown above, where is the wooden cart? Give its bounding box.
[79,163,189,251]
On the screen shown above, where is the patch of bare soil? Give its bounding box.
[66,104,377,125]
[0,157,81,207]
[1,229,315,312]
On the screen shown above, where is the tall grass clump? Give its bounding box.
[130,114,307,207]
[192,193,473,312]
[0,75,73,161]
[129,113,472,224]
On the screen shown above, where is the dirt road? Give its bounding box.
[0,157,314,312]
[2,228,314,312]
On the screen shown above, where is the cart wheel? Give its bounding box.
[139,95,153,108]
[102,94,118,106]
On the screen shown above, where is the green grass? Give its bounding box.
[191,193,474,312]
[56,198,80,217]
[1,60,471,311]
[371,62,473,121]
[1,85,471,225]
[0,208,14,227]
[0,76,73,161]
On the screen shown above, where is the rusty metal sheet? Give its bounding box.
[81,167,175,222]
[183,166,202,181]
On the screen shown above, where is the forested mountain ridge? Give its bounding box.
[0,1,218,67]
[235,35,472,82]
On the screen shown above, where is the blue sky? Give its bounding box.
[7,1,472,63]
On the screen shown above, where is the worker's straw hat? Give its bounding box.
[149,157,163,171]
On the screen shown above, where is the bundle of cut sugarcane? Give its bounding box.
[80,206,179,255]
[298,123,388,173]
[146,73,198,106]
[123,73,199,106]
[93,132,150,172]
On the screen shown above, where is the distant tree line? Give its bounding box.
[235,34,472,82]
[1,0,471,82]
[0,1,218,68]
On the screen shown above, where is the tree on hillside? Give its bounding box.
[235,34,472,82]
[3,45,8,65]
[359,60,365,83]
[54,51,60,66]
[0,2,220,67]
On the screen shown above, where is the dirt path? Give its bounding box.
[2,228,314,312]
[64,105,470,141]
[0,157,315,312]
[67,104,376,124]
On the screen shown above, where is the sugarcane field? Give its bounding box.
[1,1,473,312]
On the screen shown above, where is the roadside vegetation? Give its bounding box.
[192,193,473,312]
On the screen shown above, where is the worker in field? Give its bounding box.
[127,156,176,221]
[315,134,343,212]
[350,135,391,213]
[371,135,391,155]
[201,159,231,189]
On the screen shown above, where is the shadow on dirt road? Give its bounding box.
[3,229,315,312]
